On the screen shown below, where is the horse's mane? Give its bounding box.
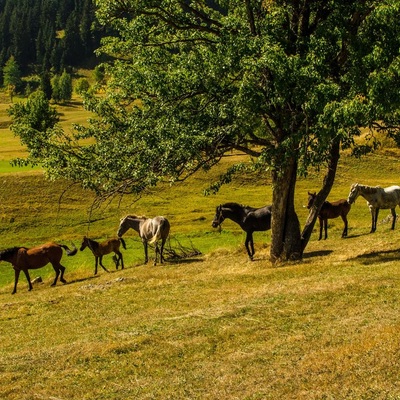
[123,214,148,220]
[221,202,254,211]
[357,184,382,194]
[0,247,22,257]
[84,237,99,245]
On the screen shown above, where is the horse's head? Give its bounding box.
[117,216,130,237]
[212,205,225,228]
[80,236,88,251]
[347,183,360,204]
[307,192,317,209]
[0,247,20,262]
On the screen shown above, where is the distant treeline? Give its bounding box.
[0,0,103,77]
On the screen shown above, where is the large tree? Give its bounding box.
[10,1,400,262]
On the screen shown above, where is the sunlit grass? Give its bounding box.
[2,96,400,398]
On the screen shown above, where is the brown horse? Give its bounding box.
[307,192,351,240]
[80,236,126,274]
[0,242,77,294]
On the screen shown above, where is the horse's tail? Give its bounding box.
[59,243,78,256]
[149,218,169,245]
[119,237,127,250]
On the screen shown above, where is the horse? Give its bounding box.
[211,202,272,260]
[307,192,351,240]
[0,242,77,294]
[347,183,400,233]
[80,236,126,275]
[117,215,170,266]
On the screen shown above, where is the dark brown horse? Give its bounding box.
[211,202,272,260]
[307,192,351,240]
[0,242,77,294]
[80,236,126,274]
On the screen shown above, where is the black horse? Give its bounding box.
[212,202,272,260]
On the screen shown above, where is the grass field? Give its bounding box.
[1,95,400,399]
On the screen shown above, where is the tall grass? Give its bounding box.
[1,98,400,399]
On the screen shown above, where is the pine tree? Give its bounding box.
[3,55,21,101]
[59,70,72,102]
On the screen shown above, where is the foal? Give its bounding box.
[80,236,126,274]
[307,192,351,240]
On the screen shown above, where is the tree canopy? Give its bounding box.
[10,0,400,261]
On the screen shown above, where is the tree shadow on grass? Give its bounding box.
[351,249,400,265]
[303,250,333,259]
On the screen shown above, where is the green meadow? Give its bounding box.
[1,96,400,399]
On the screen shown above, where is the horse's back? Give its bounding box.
[24,242,63,267]
[375,185,400,207]
[141,216,170,241]
[321,199,351,218]
[245,205,272,231]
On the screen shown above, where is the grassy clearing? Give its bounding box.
[1,99,400,398]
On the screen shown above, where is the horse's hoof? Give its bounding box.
[61,279,67,284]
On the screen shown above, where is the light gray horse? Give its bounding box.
[117,215,170,265]
[347,183,400,233]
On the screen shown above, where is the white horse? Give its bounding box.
[347,183,400,233]
[117,215,170,265]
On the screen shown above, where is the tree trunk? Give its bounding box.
[301,139,341,252]
[270,157,303,263]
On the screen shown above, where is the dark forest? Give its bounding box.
[0,0,102,77]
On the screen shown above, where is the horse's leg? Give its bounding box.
[153,243,159,266]
[58,264,67,284]
[13,267,33,293]
[245,232,253,260]
[115,251,124,269]
[341,214,348,237]
[12,268,20,294]
[391,208,396,230]
[99,256,109,272]
[94,257,104,274]
[143,241,148,264]
[120,251,124,269]
[318,217,323,240]
[324,218,328,240]
[371,208,379,233]
[160,239,166,263]
[369,207,375,233]
[51,265,60,286]
[250,232,255,258]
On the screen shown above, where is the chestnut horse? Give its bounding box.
[307,192,351,240]
[80,236,126,274]
[0,242,77,294]
[117,215,170,266]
